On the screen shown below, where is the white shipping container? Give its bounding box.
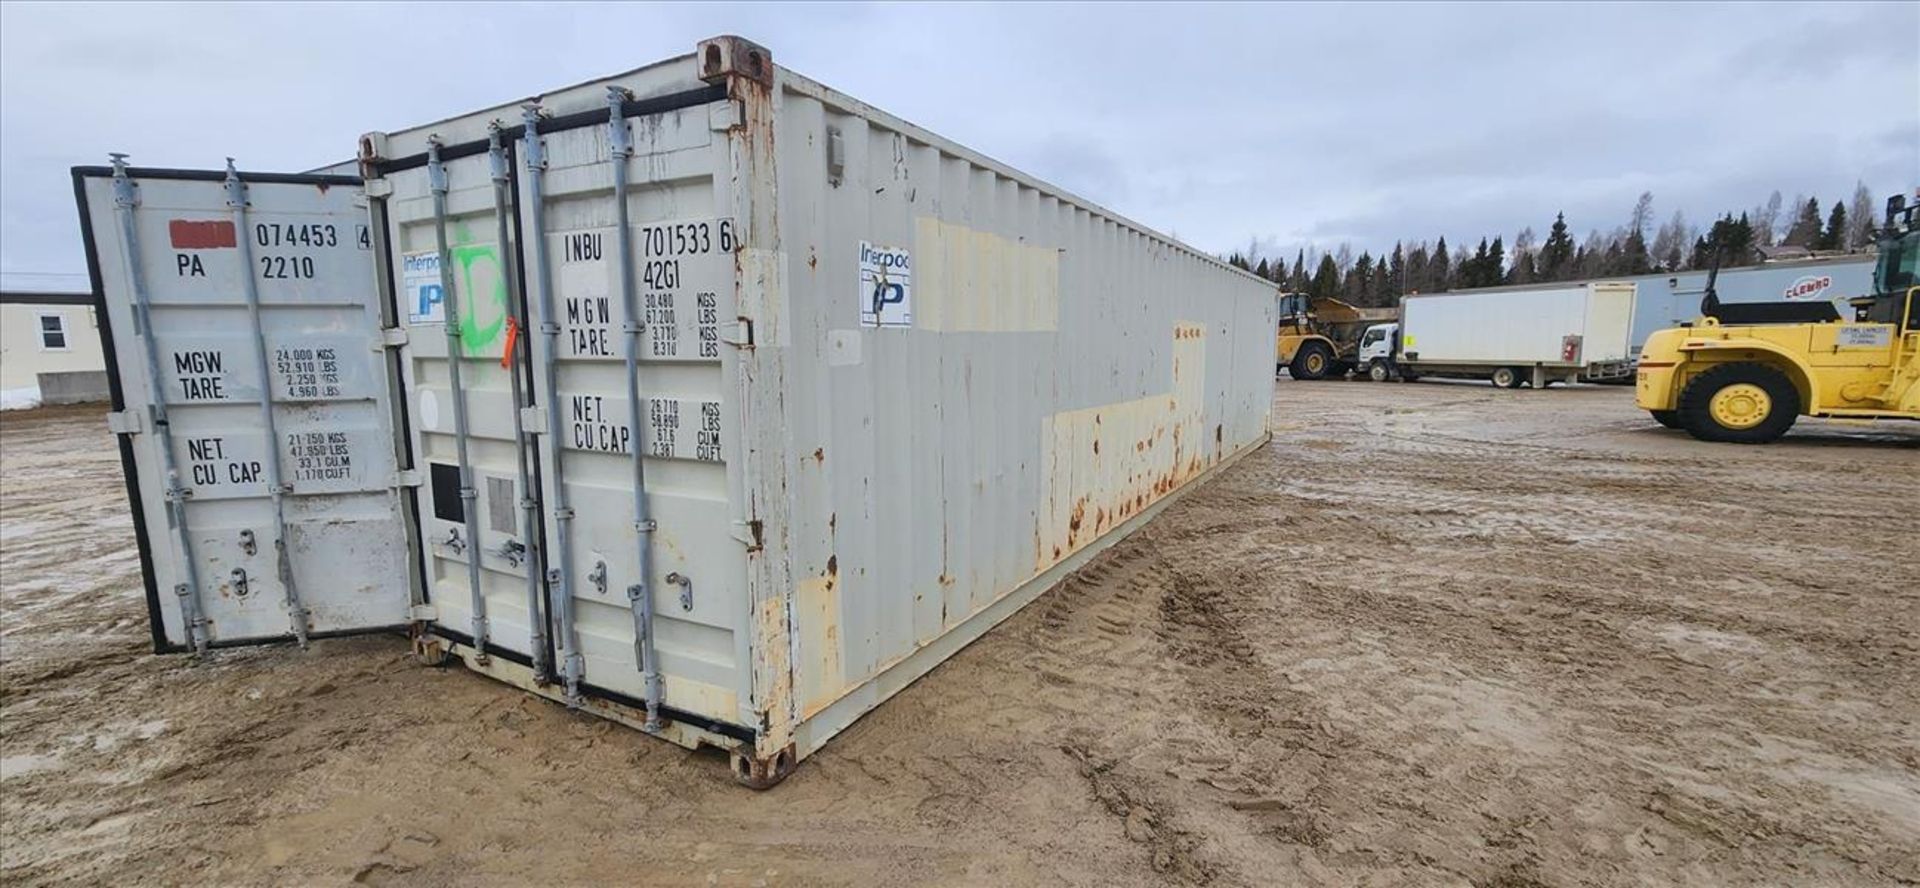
[1401,282,1637,367]
[76,36,1278,786]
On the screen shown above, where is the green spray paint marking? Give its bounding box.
[448,221,509,356]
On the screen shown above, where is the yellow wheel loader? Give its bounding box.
[1636,193,1920,443]
[1276,293,1399,380]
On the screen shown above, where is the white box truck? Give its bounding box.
[1354,282,1637,388]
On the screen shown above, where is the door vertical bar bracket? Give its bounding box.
[488,123,551,680]
[606,86,665,733]
[426,138,492,665]
[520,104,585,704]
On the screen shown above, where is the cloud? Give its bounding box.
[2,0,1914,289]
[1013,133,1133,208]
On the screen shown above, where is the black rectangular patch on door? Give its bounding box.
[430,463,463,523]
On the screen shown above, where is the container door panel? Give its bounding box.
[1582,284,1637,363]
[378,142,547,667]
[79,166,412,651]
[516,99,753,725]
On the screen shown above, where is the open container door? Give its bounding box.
[76,161,418,652]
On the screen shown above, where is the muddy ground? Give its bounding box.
[3,383,1917,887]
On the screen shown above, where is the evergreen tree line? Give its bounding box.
[1225,182,1882,308]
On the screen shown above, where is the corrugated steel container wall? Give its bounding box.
[364,36,1276,777]
[771,69,1277,756]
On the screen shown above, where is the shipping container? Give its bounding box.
[1356,282,1636,387]
[74,36,1278,786]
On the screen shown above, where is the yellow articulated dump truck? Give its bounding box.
[1636,193,1919,443]
[1276,292,1399,379]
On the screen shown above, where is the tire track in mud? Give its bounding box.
[1013,539,1229,884]
[1152,556,1353,857]
[1058,742,1218,885]
[1010,528,1331,885]
[1017,492,1395,884]
[1029,541,1165,686]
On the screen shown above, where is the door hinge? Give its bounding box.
[106,410,144,435]
[409,604,438,621]
[363,178,394,198]
[518,406,548,435]
[721,319,754,348]
[379,326,409,348]
[391,468,423,489]
[730,519,763,549]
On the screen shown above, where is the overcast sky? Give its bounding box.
[2,1,1915,291]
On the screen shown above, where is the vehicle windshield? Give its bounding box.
[1877,231,1916,295]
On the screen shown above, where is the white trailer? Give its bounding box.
[1355,282,1637,388]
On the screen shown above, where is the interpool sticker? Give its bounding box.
[858,241,912,328]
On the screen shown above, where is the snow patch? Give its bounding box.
[1,385,43,411]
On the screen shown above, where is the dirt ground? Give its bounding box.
[3,382,1916,887]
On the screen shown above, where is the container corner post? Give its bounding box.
[696,35,773,87]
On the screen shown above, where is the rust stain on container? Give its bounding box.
[1037,324,1211,573]
[795,563,842,720]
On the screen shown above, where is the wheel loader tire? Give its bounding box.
[1676,362,1799,444]
[1290,341,1335,380]
[1491,366,1522,389]
[1367,361,1392,383]
[1649,409,1681,429]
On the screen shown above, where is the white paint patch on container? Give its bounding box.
[417,388,439,433]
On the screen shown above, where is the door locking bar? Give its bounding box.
[488,123,550,680]
[607,86,664,733]
[224,160,311,648]
[520,104,585,704]
[426,139,492,665]
[110,155,211,655]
